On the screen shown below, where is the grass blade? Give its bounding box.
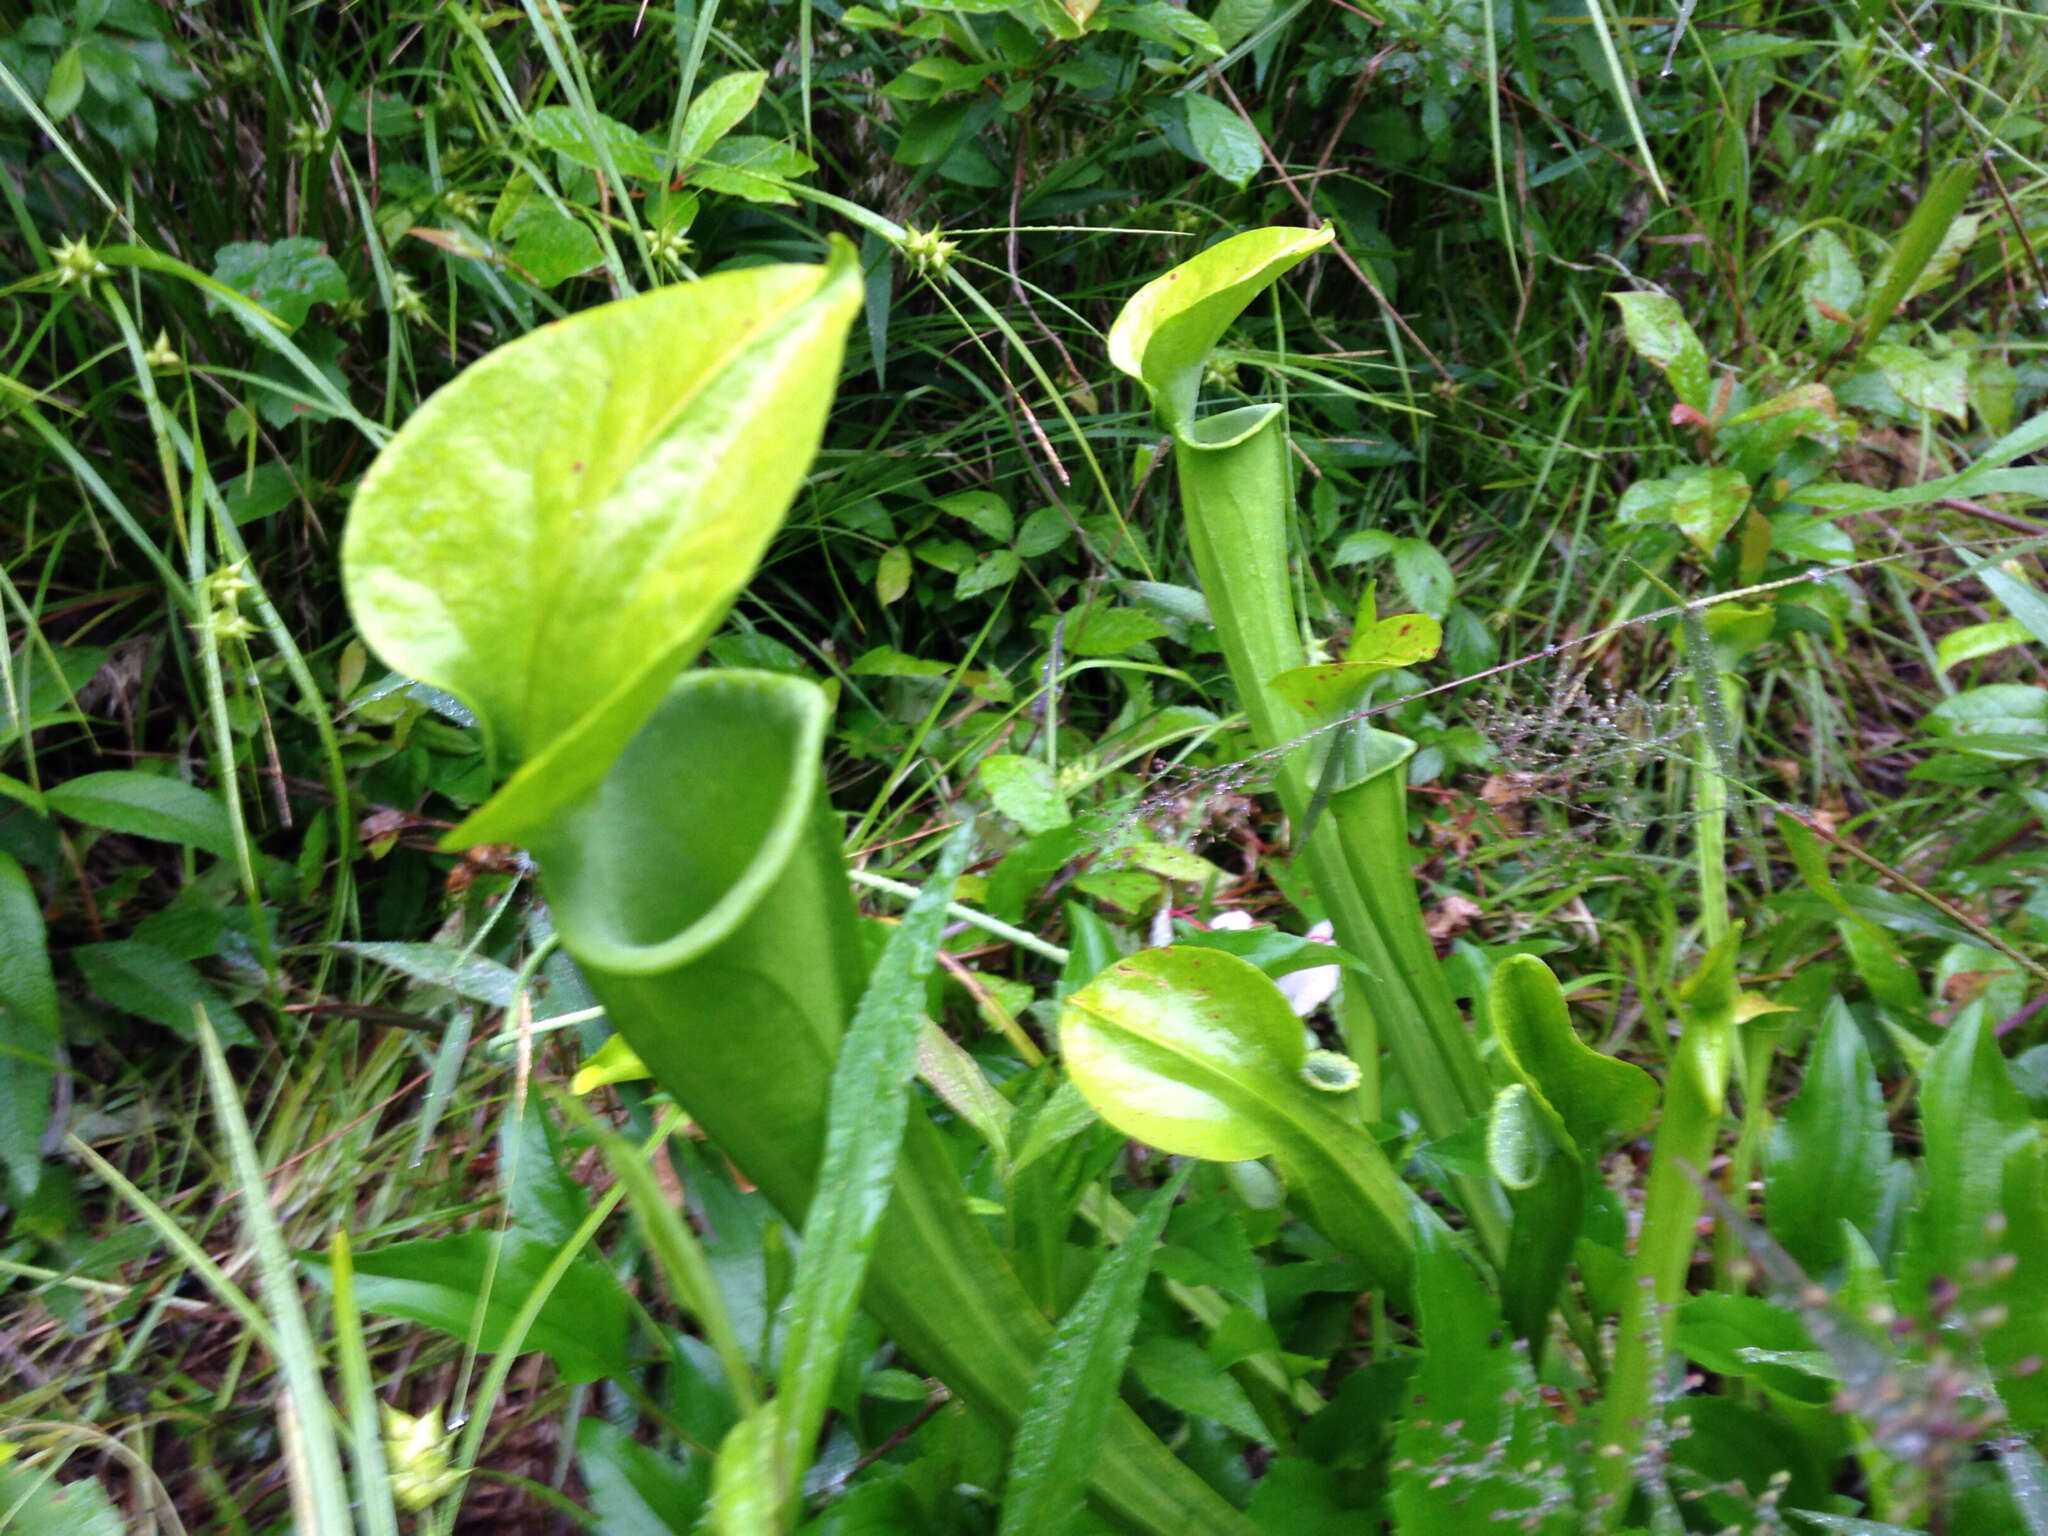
[192,1005,354,1536]
[329,1228,404,1536]
[998,1163,1192,1536]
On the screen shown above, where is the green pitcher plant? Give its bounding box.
[342,238,1254,1535]
[1105,227,1504,1251]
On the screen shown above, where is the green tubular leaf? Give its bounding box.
[1107,224,1333,432]
[342,239,862,847]
[1059,946,1413,1292]
[1491,954,1656,1152]
[1856,154,1978,360]
[999,1165,1192,1536]
[530,671,1254,1536]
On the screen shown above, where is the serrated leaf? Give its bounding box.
[1389,1216,1577,1534]
[501,202,601,289]
[979,753,1071,835]
[1610,291,1712,413]
[1764,999,1890,1274]
[334,941,521,1007]
[1905,1007,2035,1310]
[44,769,238,860]
[525,104,666,179]
[997,1165,1190,1536]
[1615,466,1752,551]
[0,850,56,1196]
[1866,342,1968,423]
[341,240,862,846]
[938,489,1014,543]
[955,547,1020,599]
[207,237,350,332]
[73,940,251,1045]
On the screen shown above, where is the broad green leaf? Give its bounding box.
[1389,1216,1577,1535]
[1719,382,1841,477]
[342,240,862,845]
[1979,562,2048,649]
[1935,618,2031,673]
[207,236,349,332]
[1066,607,1169,656]
[1490,954,1656,1152]
[771,823,975,1513]
[576,1414,708,1536]
[1610,291,1711,414]
[955,547,1020,599]
[1764,999,1890,1273]
[303,1230,631,1384]
[334,940,521,1007]
[1059,946,1411,1283]
[1129,1334,1269,1442]
[1059,946,1321,1162]
[1107,225,1334,433]
[1184,92,1259,188]
[917,1021,1012,1163]
[525,104,666,178]
[875,545,912,605]
[73,939,250,1045]
[0,1458,124,1536]
[1615,466,1752,551]
[44,769,237,860]
[675,71,765,167]
[501,202,601,289]
[44,43,85,117]
[1924,683,2048,759]
[1801,228,1863,350]
[1389,539,1454,618]
[1866,341,1968,423]
[1905,1007,2035,1310]
[689,136,815,204]
[0,850,56,1196]
[1905,212,1980,300]
[980,753,1071,834]
[939,488,1014,543]
[998,1165,1191,1536]
[0,851,57,1042]
[1675,1296,1840,1405]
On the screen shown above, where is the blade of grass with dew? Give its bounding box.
[997,1164,1193,1536]
[768,819,977,1516]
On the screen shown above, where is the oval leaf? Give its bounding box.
[1059,945,1309,1162]
[343,239,863,845]
[44,770,239,861]
[1107,225,1333,433]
